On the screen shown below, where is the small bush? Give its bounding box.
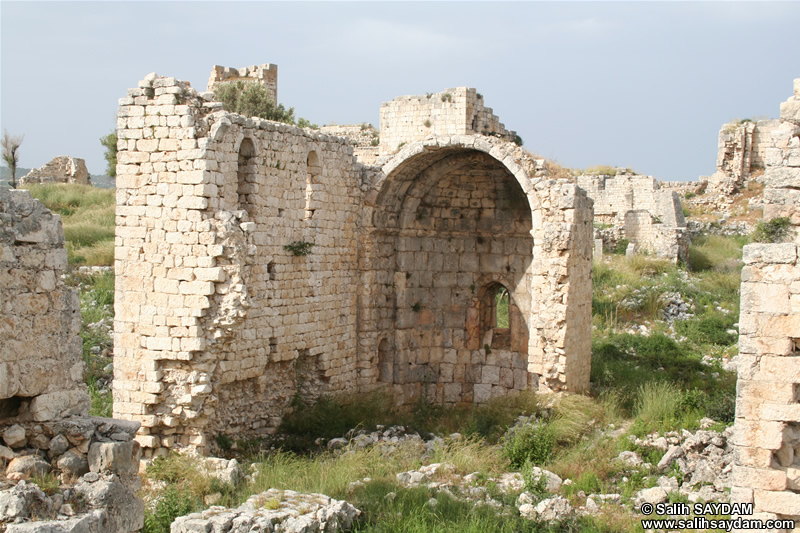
[632,381,683,434]
[143,485,203,533]
[214,81,296,124]
[751,216,794,243]
[501,420,554,468]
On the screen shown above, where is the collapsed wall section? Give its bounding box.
[379,88,518,156]
[207,63,278,103]
[0,188,89,422]
[113,73,361,457]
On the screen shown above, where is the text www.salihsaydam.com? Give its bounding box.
[641,516,795,531]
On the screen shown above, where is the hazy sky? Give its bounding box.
[1,1,799,181]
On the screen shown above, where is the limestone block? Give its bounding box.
[753,488,800,515]
[88,441,139,475]
[731,466,786,491]
[742,243,798,265]
[29,389,90,422]
[780,100,800,123]
[762,166,800,189]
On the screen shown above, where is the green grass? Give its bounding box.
[23,183,115,265]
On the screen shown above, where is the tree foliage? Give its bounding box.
[2,130,24,188]
[213,81,318,128]
[100,131,117,177]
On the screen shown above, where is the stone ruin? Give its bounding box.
[706,118,782,196]
[731,79,800,527]
[576,172,688,262]
[207,63,278,103]
[19,155,91,186]
[112,70,593,457]
[0,189,142,531]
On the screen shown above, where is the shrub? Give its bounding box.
[214,81,296,124]
[501,420,554,468]
[143,485,202,533]
[751,217,793,243]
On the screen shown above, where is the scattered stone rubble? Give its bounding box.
[0,412,144,531]
[19,156,91,186]
[170,489,360,533]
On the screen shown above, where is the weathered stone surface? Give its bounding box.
[88,442,138,475]
[74,477,144,533]
[171,489,360,533]
[3,425,27,448]
[6,455,51,478]
[57,450,89,478]
[19,156,90,185]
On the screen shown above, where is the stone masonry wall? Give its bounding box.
[379,88,517,156]
[0,188,89,422]
[731,79,800,528]
[114,73,360,456]
[319,124,380,165]
[207,63,278,103]
[114,74,593,456]
[576,174,688,262]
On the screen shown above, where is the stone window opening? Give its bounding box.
[267,261,276,281]
[480,282,512,350]
[237,138,256,213]
[305,151,320,220]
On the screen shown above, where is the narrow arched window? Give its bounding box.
[305,151,320,220]
[480,282,512,350]
[238,138,256,212]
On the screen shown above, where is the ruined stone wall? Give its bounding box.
[319,124,380,165]
[0,188,89,422]
[207,63,278,103]
[752,119,782,170]
[731,79,800,528]
[576,174,687,262]
[378,88,517,156]
[19,156,91,185]
[761,79,800,227]
[114,74,361,456]
[115,74,593,455]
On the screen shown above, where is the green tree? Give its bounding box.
[213,81,318,128]
[100,131,117,177]
[2,130,23,188]
[214,81,296,123]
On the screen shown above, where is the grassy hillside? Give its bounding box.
[23,183,115,266]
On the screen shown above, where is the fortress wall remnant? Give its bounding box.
[0,188,89,422]
[378,88,518,156]
[113,74,361,456]
[576,174,688,262]
[19,155,91,186]
[319,124,380,165]
[731,79,800,528]
[207,63,278,103]
[114,73,593,456]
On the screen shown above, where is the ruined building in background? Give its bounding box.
[576,172,688,262]
[705,117,782,196]
[113,70,593,457]
[731,79,800,527]
[0,188,142,532]
[207,63,278,103]
[19,155,91,186]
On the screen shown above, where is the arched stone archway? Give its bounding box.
[359,136,593,402]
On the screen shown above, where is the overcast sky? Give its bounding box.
[1,1,799,181]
